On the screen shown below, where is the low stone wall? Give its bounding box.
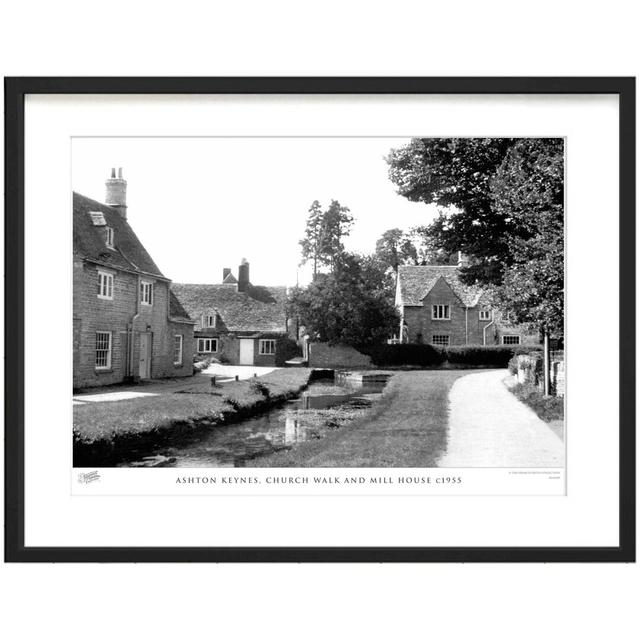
[308,342,372,369]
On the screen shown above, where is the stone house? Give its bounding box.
[172,260,293,366]
[73,169,195,389]
[395,264,539,347]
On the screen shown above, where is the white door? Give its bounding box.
[239,339,254,365]
[139,332,152,379]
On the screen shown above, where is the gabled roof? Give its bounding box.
[169,290,193,323]
[397,265,484,307]
[172,283,287,333]
[73,192,166,279]
[222,272,238,284]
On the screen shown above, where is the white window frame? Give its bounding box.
[431,334,450,346]
[197,338,218,353]
[431,304,450,320]
[173,334,183,365]
[97,270,114,300]
[105,226,114,249]
[502,335,521,345]
[95,331,112,370]
[140,281,153,306]
[479,309,492,321]
[259,339,277,355]
[205,314,216,328]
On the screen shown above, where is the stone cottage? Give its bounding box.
[73,169,195,389]
[172,260,292,366]
[395,264,539,347]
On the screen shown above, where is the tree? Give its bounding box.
[490,138,564,336]
[289,252,397,347]
[387,138,514,284]
[386,137,564,337]
[299,200,324,277]
[375,227,451,273]
[374,228,418,272]
[299,199,353,276]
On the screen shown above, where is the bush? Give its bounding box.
[248,378,270,398]
[193,354,219,372]
[364,343,540,368]
[442,346,522,367]
[364,344,446,367]
[275,338,302,366]
[510,383,564,422]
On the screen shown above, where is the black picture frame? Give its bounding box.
[4,77,636,563]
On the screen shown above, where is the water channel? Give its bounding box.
[121,376,388,467]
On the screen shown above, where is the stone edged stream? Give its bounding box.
[120,371,391,468]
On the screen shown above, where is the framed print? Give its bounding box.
[4,77,635,562]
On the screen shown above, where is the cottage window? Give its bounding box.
[97,271,114,299]
[140,281,153,305]
[205,314,217,328]
[197,338,218,353]
[502,335,521,345]
[105,226,114,249]
[432,334,450,346]
[173,335,183,365]
[432,304,450,320]
[259,339,276,355]
[479,309,492,321]
[95,331,112,369]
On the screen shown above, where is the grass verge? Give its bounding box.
[246,369,471,468]
[509,382,564,422]
[73,368,313,465]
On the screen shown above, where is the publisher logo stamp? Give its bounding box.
[78,470,101,484]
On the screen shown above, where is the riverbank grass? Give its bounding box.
[73,368,313,446]
[247,369,472,467]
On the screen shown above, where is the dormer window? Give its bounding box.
[105,226,114,249]
[205,314,217,328]
[479,309,492,321]
[88,211,106,226]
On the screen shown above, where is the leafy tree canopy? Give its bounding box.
[289,252,398,347]
[387,137,564,335]
[299,199,353,276]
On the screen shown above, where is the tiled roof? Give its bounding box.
[169,290,193,322]
[73,192,166,278]
[171,283,287,333]
[397,265,484,307]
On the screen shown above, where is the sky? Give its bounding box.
[72,137,439,286]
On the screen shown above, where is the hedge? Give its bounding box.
[364,344,541,368]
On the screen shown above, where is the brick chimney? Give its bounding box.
[238,258,250,293]
[105,167,127,219]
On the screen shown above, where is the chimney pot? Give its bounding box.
[105,168,128,219]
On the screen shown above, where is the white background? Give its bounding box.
[26,93,606,548]
[1,2,638,640]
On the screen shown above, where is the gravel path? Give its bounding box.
[437,369,564,468]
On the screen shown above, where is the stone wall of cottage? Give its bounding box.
[73,260,193,389]
[403,280,539,347]
[194,330,292,366]
[403,279,491,346]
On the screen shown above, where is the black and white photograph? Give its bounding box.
[71,136,565,473]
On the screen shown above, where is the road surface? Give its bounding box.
[437,369,564,467]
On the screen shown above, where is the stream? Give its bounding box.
[121,377,388,467]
